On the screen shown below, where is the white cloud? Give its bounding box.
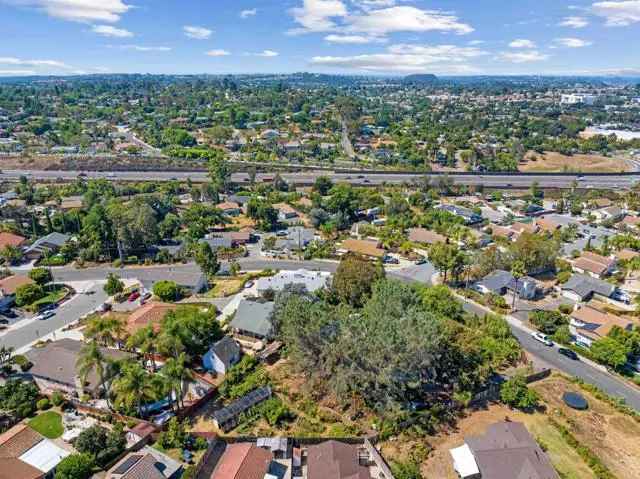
[345,6,474,35]
[290,0,348,33]
[559,16,589,28]
[499,50,550,63]
[509,39,536,48]
[324,33,385,43]
[468,40,485,45]
[183,25,212,40]
[117,45,172,52]
[310,43,486,73]
[553,37,593,47]
[592,0,640,26]
[4,0,131,23]
[240,8,257,18]
[0,69,36,75]
[206,49,231,57]
[91,24,133,37]
[255,50,279,57]
[0,56,69,68]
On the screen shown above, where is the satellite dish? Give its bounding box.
[563,392,588,410]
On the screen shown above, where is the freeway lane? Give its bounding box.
[1,169,639,189]
[5,259,640,410]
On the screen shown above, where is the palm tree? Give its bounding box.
[76,341,111,408]
[126,325,158,370]
[161,353,194,411]
[511,260,526,312]
[111,361,157,416]
[84,315,125,347]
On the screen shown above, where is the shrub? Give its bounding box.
[529,310,568,335]
[29,267,53,285]
[104,273,124,296]
[15,283,45,307]
[556,271,572,284]
[37,398,51,410]
[12,354,32,371]
[500,375,539,410]
[153,280,181,302]
[51,391,65,407]
[54,453,95,479]
[558,304,573,314]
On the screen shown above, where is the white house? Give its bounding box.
[203,336,241,376]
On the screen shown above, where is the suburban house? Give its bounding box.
[488,224,515,241]
[0,275,34,311]
[25,339,131,398]
[449,421,558,479]
[569,305,633,348]
[107,446,182,479]
[562,274,615,302]
[306,439,394,479]
[616,248,640,262]
[473,270,538,300]
[203,336,241,376]
[256,269,331,295]
[125,302,177,335]
[437,204,482,225]
[621,215,640,230]
[592,205,624,223]
[571,251,616,278]
[229,299,275,340]
[0,424,70,479]
[535,216,562,233]
[273,203,300,222]
[23,232,70,260]
[212,387,272,431]
[510,222,539,236]
[216,201,242,217]
[408,228,446,245]
[134,269,208,294]
[208,442,283,479]
[341,239,386,260]
[204,438,393,479]
[0,231,26,250]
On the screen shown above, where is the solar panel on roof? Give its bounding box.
[113,454,143,475]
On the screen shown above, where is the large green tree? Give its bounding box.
[331,253,385,307]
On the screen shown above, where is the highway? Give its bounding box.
[4,258,640,410]
[2,168,640,188]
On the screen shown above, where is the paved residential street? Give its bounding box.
[6,259,640,411]
[2,282,107,352]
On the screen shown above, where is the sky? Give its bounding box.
[1,0,639,77]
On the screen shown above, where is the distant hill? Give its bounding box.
[403,74,438,85]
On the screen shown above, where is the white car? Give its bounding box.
[532,331,553,346]
[35,310,55,321]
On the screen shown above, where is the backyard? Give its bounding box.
[28,410,63,439]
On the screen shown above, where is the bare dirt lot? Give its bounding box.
[520,151,632,173]
[416,373,640,479]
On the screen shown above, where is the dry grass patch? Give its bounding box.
[520,151,631,173]
[532,375,640,479]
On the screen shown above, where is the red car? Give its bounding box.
[128,291,140,302]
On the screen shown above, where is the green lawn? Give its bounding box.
[28,411,63,439]
[31,286,68,311]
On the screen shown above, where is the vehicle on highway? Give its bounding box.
[532,331,553,346]
[128,290,141,302]
[107,172,116,178]
[35,310,55,321]
[558,348,578,360]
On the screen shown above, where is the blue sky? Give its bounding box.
[1,0,639,76]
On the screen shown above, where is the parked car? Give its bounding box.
[97,302,112,313]
[140,291,152,304]
[384,256,399,264]
[244,280,254,289]
[415,257,427,265]
[531,332,553,346]
[128,290,141,302]
[35,310,55,321]
[558,348,578,360]
[0,309,17,319]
